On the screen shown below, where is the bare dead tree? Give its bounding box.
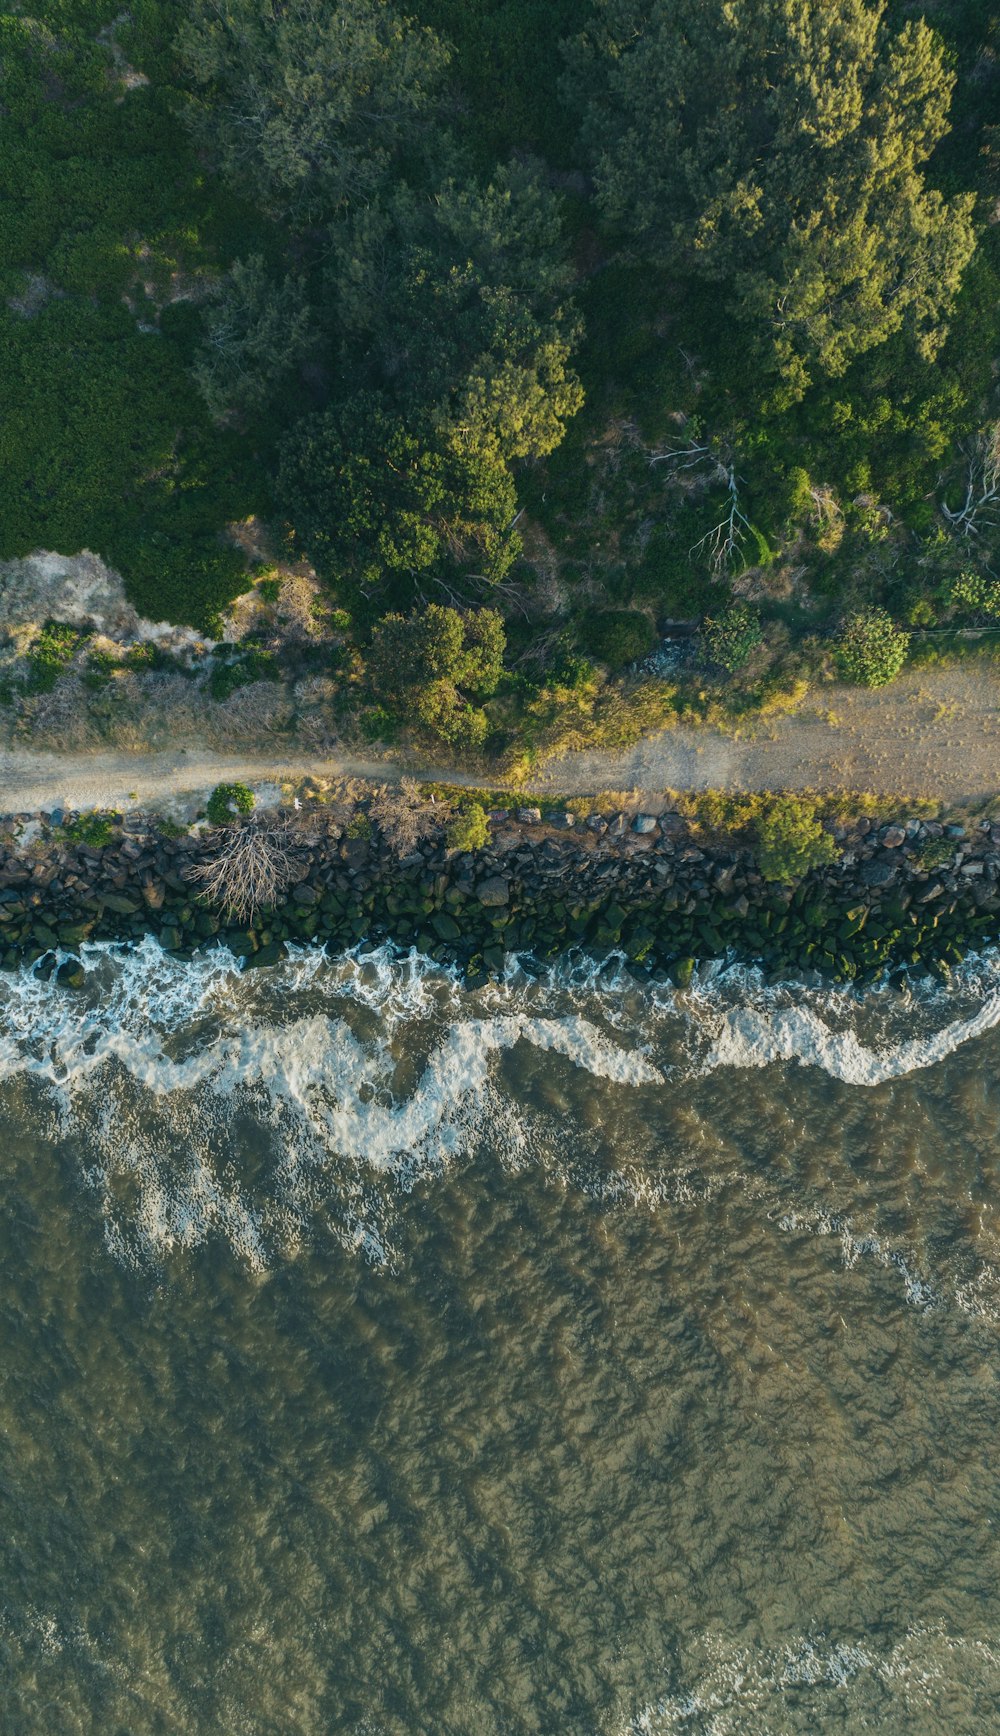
[648,439,720,474]
[941,423,1000,537]
[187,819,296,926]
[647,438,753,572]
[690,463,754,572]
[368,778,439,857]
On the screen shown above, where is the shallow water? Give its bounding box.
[3,941,1000,1732]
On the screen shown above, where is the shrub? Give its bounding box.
[209,648,278,701]
[25,622,86,693]
[206,782,255,826]
[945,570,1000,618]
[64,810,120,848]
[445,800,489,852]
[701,601,763,672]
[579,609,655,669]
[756,796,838,882]
[835,608,908,687]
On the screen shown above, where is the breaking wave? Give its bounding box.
[1,937,999,1267]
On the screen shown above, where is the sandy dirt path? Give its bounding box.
[1,663,998,815]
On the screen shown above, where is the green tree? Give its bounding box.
[331,166,583,462]
[178,0,450,222]
[193,256,314,421]
[835,606,908,686]
[277,395,520,595]
[368,603,505,745]
[568,0,977,395]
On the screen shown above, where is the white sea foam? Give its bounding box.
[692,992,1000,1086]
[620,1625,1000,1734]
[2,938,1000,1267]
[774,1208,939,1310]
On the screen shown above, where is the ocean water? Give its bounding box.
[3,940,1000,1733]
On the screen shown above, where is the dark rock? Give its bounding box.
[56,958,85,989]
[102,891,141,915]
[861,860,896,887]
[244,940,287,969]
[293,882,319,905]
[477,876,510,908]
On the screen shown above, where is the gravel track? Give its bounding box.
[1,664,999,815]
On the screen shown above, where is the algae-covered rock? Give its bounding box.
[244,940,287,969]
[102,892,142,915]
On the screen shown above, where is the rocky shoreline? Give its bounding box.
[1,796,999,988]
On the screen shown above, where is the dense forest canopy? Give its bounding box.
[2,0,1000,750]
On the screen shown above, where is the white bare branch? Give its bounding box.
[187,820,297,926]
[689,465,754,572]
[941,424,1000,537]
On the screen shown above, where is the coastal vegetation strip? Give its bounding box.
[4,2,1000,764]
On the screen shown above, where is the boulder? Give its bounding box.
[476,876,510,907]
[102,891,141,915]
[861,860,895,887]
[516,807,542,825]
[633,814,657,834]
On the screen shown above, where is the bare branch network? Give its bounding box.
[188,819,297,926]
[648,439,752,572]
[941,424,1000,538]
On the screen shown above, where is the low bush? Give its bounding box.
[945,570,1000,618]
[25,622,86,693]
[701,601,763,672]
[446,801,490,853]
[206,782,255,826]
[756,796,838,882]
[579,610,655,669]
[64,810,120,848]
[835,608,908,687]
[209,649,278,701]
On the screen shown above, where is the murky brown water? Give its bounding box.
[2,942,1000,1733]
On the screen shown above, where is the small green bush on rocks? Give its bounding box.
[64,810,120,848]
[207,783,255,826]
[446,801,490,853]
[756,796,838,882]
